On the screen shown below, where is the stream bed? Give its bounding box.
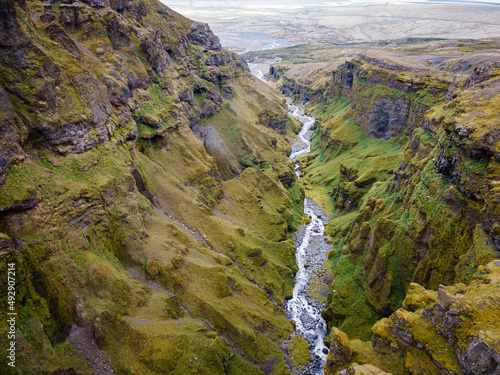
[248,64,331,374]
[286,103,330,375]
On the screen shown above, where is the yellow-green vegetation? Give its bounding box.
[2,0,500,373]
[287,182,305,232]
[286,115,302,140]
[288,334,311,371]
[2,316,94,375]
[198,76,294,181]
[0,0,305,374]
[133,84,176,137]
[325,261,500,374]
[302,95,407,214]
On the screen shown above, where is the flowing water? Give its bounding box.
[248,64,330,374]
[286,103,329,375]
[246,63,267,81]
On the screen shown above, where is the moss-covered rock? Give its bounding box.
[269,51,500,341]
[321,260,500,375]
[325,327,356,375]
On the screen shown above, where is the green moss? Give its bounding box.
[289,335,311,370]
[357,83,397,101]
[132,32,151,69]
[226,354,264,375]
[0,163,40,209]
[414,89,445,107]
[286,115,302,138]
[287,183,305,231]
[194,92,206,107]
[133,84,175,136]
[0,318,93,374]
[391,88,403,100]
[302,94,405,214]
[463,158,489,173]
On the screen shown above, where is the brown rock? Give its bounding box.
[437,285,455,310]
[325,327,356,374]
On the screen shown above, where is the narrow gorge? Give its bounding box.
[264,48,500,375]
[0,1,499,375]
[285,103,329,375]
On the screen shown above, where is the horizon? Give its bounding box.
[163,0,500,52]
[164,0,500,10]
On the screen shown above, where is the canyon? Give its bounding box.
[261,42,500,374]
[0,0,499,374]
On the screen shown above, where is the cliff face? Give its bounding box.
[0,1,302,374]
[270,50,500,373]
[275,54,453,141]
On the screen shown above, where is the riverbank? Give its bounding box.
[286,102,333,375]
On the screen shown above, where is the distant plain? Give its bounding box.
[164,0,500,52]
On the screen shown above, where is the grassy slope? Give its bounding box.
[0,1,304,374]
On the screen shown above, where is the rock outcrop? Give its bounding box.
[272,54,453,141]
[325,260,500,375]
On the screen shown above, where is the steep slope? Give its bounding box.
[0,1,304,374]
[268,48,500,373]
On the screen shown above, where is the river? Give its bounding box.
[248,65,330,374]
[247,63,268,82]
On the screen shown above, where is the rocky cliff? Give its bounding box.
[269,48,500,373]
[325,260,500,375]
[0,1,305,374]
